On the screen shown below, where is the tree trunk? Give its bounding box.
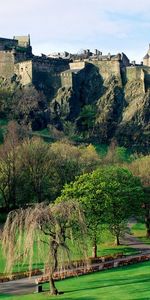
[92,238,97,258]
[49,240,59,295]
[146,229,150,238]
[116,234,120,246]
[49,275,58,295]
[145,207,150,238]
[145,218,150,238]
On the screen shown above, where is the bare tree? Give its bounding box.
[0,121,20,210]
[2,200,86,295]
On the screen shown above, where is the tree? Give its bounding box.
[129,155,150,237]
[101,167,143,245]
[77,104,96,137]
[0,121,20,210]
[50,140,100,199]
[2,201,86,295]
[57,166,143,255]
[18,137,53,203]
[57,171,106,258]
[11,86,48,130]
[102,139,132,166]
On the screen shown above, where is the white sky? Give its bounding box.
[1,0,150,62]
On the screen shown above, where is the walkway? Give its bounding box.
[1,228,150,296]
[121,232,150,252]
[0,277,37,295]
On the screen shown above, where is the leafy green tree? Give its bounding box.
[50,140,100,199]
[78,104,96,137]
[129,155,150,237]
[101,167,143,245]
[102,139,133,165]
[57,166,143,255]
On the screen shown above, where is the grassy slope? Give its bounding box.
[1,261,150,299]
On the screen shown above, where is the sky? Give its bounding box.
[1,0,150,62]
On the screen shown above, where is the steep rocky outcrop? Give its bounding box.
[49,71,149,151]
[95,76,124,143]
[116,80,150,152]
[0,65,149,151]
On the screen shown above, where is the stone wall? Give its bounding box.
[0,51,15,78]
[0,38,17,51]
[32,58,70,96]
[61,70,73,87]
[14,60,32,85]
[125,66,145,92]
[143,57,150,67]
[91,60,121,80]
[126,66,144,81]
[69,61,86,70]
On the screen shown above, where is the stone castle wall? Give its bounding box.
[0,50,15,78]
[126,66,145,81]
[91,60,121,80]
[69,61,86,70]
[1,35,150,94]
[32,58,70,95]
[0,38,17,51]
[126,66,145,92]
[61,70,73,88]
[14,60,32,85]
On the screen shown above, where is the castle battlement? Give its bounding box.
[0,35,150,93]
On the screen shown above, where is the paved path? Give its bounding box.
[121,232,150,252]
[0,277,37,296]
[1,224,150,296]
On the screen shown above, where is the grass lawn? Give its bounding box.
[0,228,138,275]
[0,241,137,275]
[131,222,147,237]
[1,261,150,299]
[131,222,150,245]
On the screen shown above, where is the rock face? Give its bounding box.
[0,64,149,151]
[116,80,150,152]
[50,68,150,151]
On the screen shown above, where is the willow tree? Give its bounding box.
[2,201,86,295]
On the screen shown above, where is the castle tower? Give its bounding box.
[143,44,150,66]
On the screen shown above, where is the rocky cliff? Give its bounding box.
[49,68,149,152]
[0,66,149,152]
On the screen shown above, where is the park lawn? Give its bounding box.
[131,222,150,245]
[0,241,44,274]
[131,222,146,237]
[0,227,138,275]
[1,261,150,299]
[0,242,137,274]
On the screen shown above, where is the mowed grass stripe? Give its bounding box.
[0,261,150,299]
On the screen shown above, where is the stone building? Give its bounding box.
[143,44,150,66]
[0,35,70,93]
[1,35,150,94]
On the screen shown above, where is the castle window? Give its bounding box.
[21,67,23,72]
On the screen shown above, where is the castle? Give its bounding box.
[0,35,150,94]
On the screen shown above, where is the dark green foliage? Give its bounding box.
[58,166,144,250]
[77,104,96,135]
